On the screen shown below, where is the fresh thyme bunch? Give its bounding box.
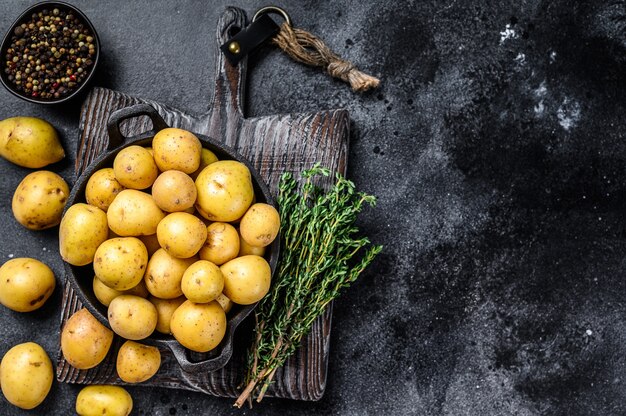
[235,164,382,407]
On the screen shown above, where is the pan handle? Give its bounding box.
[106,103,169,150]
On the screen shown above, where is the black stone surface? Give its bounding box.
[1,0,626,414]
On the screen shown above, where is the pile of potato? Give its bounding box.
[58,127,280,385]
[0,118,279,413]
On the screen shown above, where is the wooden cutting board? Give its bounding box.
[55,7,349,401]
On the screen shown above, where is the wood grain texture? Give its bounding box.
[56,7,349,401]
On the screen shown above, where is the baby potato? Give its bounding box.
[152,170,197,212]
[215,293,233,313]
[151,296,186,334]
[60,203,109,266]
[107,189,165,236]
[61,308,113,370]
[113,145,158,190]
[181,260,224,303]
[221,255,271,305]
[152,128,202,173]
[0,116,65,168]
[239,203,280,247]
[75,385,133,416]
[238,232,266,257]
[94,237,148,291]
[198,222,239,265]
[144,249,196,299]
[170,300,226,352]
[0,342,53,409]
[108,295,157,340]
[85,168,125,211]
[157,212,207,258]
[93,277,149,307]
[190,148,219,179]
[195,160,254,222]
[116,340,161,383]
[12,170,69,230]
[0,258,55,312]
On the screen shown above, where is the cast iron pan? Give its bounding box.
[63,102,280,373]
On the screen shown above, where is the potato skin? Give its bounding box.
[181,260,224,303]
[113,145,158,190]
[107,189,165,236]
[152,128,202,173]
[108,295,157,340]
[190,148,219,179]
[195,160,254,222]
[61,308,113,370]
[239,203,280,248]
[0,117,65,168]
[75,385,133,416]
[151,296,186,334]
[152,170,197,212]
[0,258,55,312]
[93,237,148,291]
[215,293,233,313]
[170,300,226,352]
[12,170,69,230]
[0,342,53,410]
[144,248,196,299]
[116,340,161,383]
[85,168,125,211]
[93,276,149,307]
[59,203,109,266]
[221,255,272,305]
[198,222,239,265]
[238,232,266,257]
[157,212,207,258]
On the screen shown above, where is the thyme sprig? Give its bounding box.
[235,164,382,407]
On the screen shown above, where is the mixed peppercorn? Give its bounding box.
[3,7,96,100]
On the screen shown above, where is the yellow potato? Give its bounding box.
[195,160,254,222]
[239,203,280,247]
[170,300,226,352]
[181,260,224,303]
[0,342,53,409]
[215,293,233,313]
[61,308,113,370]
[116,340,161,383]
[138,233,161,256]
[190,148,219,179]
[59,203,109,266]
[93,237,148,291]
[151,170,197,212]
[93,277,149,307]
[75,385,133,416]
[0,258,55,312]
[108,295,157,340]
[151,296,186,334]
[238,232,266,257]
[152,128,202,173]
[113,145,158,190]
[198,222,239,265]
[0,117,64,168]
[85,168,125,211]
[12,170,69,230]
[157,212,207,258]
[107,189,165,236]
[221,255,271,305]
[144,248,196,299]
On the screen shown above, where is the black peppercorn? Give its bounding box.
[2,6,96,100]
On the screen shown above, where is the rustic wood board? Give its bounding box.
[56,7,349,401]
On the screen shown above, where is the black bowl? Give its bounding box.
[63,103,280,372]
[0,1,100,104]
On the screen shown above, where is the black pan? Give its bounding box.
[63,103,280,373]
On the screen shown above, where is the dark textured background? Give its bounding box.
[1,0,626,414]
